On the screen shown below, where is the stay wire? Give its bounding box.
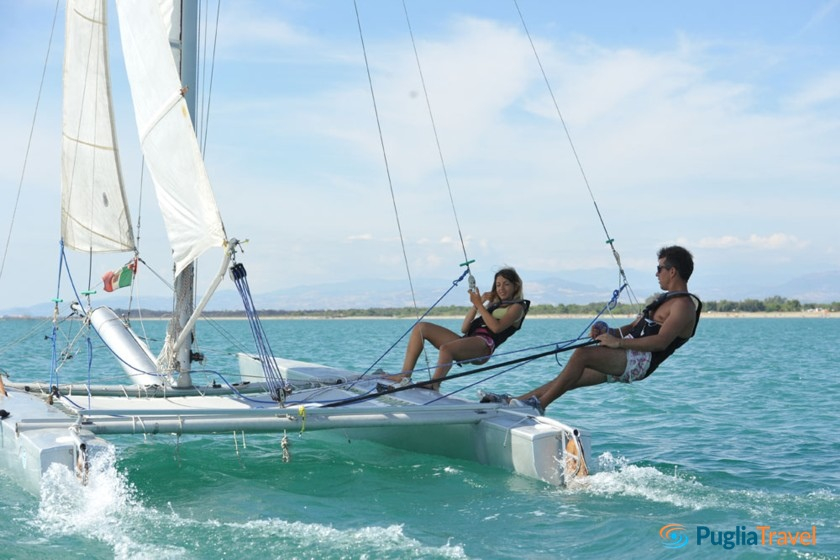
[196,0,205,143]
[372,331,586,387]
[352,268,472,384]
[353,1,423,318]
[197,0,222,154]
[325,339,598,408]
[512,0,635,303]
[400,0,472,268]
[426,359,532,405]
[0,0,62,286]
[231,263,288,400]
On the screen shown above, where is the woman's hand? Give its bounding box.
[468,288,485,308]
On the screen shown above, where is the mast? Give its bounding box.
[115,0,227,387]
[167,0,198,387]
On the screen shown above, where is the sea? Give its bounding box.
[0,316,837,559]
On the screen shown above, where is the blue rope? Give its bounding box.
[49,241,69,389]
[425,359,532,404]
[230,263,288,402]
[555,283,628,366]
[49,324,59,389]
[85,335,93,409]
[358,267,472,378]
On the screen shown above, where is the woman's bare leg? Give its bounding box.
[429,337,491,391]
[386,322,461,381]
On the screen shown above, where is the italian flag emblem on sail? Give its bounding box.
[102,260,137,292]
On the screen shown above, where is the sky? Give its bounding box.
[1,0,838,310]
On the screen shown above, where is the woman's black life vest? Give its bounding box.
[466,299,531,348]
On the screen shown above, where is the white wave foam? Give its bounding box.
[573,452,840,524]
[574,452,715,510]
[30,450,469,559]
[223,518,469,559]
[34,448,186,559]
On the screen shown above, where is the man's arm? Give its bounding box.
[597,298,695,351]
[630,298,695,351]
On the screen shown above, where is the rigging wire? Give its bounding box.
[194,0,221,151]
[354,267,472,381]
[326,338,599,408]
[400,0,473,272]
[386,1,483,376]
[200,0,222,154]
[511,0,639,307]
[196,0,205,143]
[231,262,289,401]
[0,0,62,287]
[352,1,424,321]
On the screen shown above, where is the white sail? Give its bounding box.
[157,0,181,71]
[115,0,225,275]
[61,0,135,253]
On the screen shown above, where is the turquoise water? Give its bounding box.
[0,317,838,559]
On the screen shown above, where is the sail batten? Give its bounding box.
[115,0,225,275]
[61,0,135,253]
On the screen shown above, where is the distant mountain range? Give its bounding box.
[695,270,840,305]
[3,270,838,317]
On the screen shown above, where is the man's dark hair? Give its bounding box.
[658,246,694,280]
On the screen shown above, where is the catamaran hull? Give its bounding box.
[1,354,590,491]
[0,390,111,495]
[331,412,588,485]
[238,354,591,485]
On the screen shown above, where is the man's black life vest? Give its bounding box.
[627,291,702,375]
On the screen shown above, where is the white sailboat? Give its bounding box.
[1,0,590,494]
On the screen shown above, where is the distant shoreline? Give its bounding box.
[241,311,840,320]
[4,311,838,320]
[0,310,840,321]
[530,311,840,319]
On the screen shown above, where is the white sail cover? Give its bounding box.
[115,0,225,275]
[61,0,135,253]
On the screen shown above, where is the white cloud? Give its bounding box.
[785,70,840,110]
[2,3,839,308]
[215,3,317,50]
[697,233,809,250]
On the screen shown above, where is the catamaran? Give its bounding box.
[1,0,593,495]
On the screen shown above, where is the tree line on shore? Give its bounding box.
[107,296,839,319]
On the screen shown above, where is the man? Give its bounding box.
[482,245,701,413]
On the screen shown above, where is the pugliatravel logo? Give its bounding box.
[659,524,689,549]
[659,523,818,550]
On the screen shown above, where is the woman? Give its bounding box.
[388,267,528,391]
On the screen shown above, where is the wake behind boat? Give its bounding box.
[0,0,591,494]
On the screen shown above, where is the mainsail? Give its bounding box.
[61,0,135,253]
[115,0,226,275]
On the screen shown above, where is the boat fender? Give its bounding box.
[75,443,89,485]
[281,431,291,463]
[48,385,60,405]
[298,406,306,433]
